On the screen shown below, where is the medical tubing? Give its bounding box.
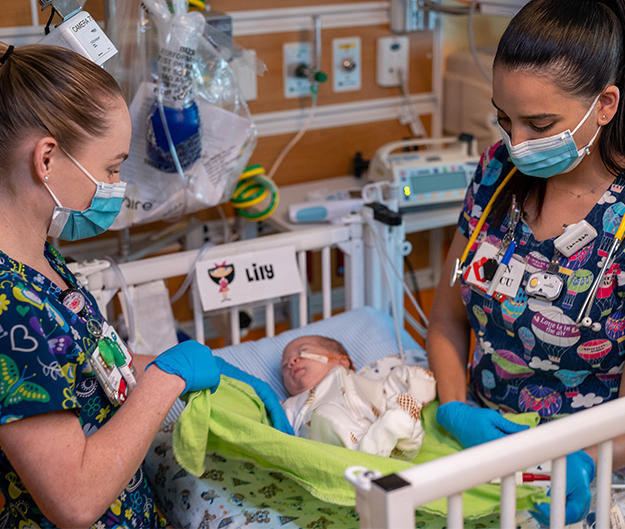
[361,204,429,325]
[405,309,428,340]
[268,90,318,179]
[216,205,230,244]
[397,68,426,137]
[363,214,407,362]
[157,89,190,219]
[103,256,136,350]
[234,175,279,221]
[170,240,216,304]
[460,166,518,265]
[364,214,429,325]
[468,0,493,83]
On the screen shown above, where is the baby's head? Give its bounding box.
[281,335,354,396]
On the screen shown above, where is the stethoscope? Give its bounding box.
[451,165,625,332]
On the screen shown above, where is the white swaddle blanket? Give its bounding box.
[282,365,436,461]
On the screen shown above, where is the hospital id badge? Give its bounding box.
[90,322,137,406]
[464,242,525,298]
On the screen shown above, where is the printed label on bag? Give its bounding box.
[611,504,625,529]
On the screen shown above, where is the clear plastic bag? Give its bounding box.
[105,0,257,228]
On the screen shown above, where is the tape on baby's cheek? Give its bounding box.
[299,352,329,363]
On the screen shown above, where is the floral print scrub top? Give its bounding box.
[0,243,165,528]
[460,141,625,420]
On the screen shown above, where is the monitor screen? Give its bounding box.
[410,171,467,194]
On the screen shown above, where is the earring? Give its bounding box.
[44,175,49,180]
[602,115,607,120]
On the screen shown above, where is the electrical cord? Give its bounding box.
[103,256,136,350]
[44,9,55,35]
[363,215,407,363]
[170,240,216,304]
[397,68,426,137]
[268,87,318,180]
[404,256,424,311]
[363,213,430,329]
[468,0,493,83]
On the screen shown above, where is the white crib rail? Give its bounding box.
[94,222,365,343]
[348,396,625,529]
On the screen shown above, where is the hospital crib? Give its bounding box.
[348,399,625,528]
[76,209,625,529]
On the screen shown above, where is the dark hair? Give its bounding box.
[0,43,123,176]
[490,0,625,223]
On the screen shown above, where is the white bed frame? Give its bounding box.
[74,207,625,529]
[347,398,625,529]
[78,204,409,345]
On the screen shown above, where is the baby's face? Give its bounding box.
[281,337,341,396]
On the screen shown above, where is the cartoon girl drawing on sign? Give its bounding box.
[208,262,235,302]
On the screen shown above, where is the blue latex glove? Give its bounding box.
[147,341,221,395]
[531,450,595,527]
[436,401,529,448]
[214,357,295,436]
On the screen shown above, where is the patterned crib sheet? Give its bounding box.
[145,423,538,529]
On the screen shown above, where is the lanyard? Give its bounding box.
[451,166,518,286]
[452,164,625,332]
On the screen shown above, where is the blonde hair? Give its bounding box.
[0,42,123,174]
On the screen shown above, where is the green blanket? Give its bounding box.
[173,377,548,518]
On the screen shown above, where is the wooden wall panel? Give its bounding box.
[252,116,431,184]
[2,3,36,27]
[237,26,432,114]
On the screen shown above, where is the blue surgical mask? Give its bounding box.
[45,151,126,241]
[497,93,602,178]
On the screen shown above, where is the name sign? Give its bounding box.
[195,245,304,311]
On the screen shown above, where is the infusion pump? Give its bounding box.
[367,136,480,211]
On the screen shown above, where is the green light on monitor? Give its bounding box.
[404,186,411,196]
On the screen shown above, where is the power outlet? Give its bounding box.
[332,37,361,92]
[283,42,312,98]
[376,36,410,87]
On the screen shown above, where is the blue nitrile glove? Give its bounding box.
[436,401,529,448]
[214,357,295,436]
[531,450,595,527]
[147,341,221,395]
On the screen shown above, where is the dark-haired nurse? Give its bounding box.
[427,0,625,524]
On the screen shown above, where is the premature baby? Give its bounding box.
[280,335,436,461]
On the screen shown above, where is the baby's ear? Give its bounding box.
[337,356,353,370]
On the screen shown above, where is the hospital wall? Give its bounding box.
[3,1,508,345]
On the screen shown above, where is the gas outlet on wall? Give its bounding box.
[376,36,409,87]
[283,42,312,98]
[332,37,361,92]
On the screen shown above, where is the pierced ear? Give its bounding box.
[598,85,620,125]
[32,136,59,183]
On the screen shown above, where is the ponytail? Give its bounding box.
[0,42,123,175]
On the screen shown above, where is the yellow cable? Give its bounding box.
[615,209,625,242]
[460,166,518,264]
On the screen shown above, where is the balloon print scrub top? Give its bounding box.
[459,141,625,420]
[0,244,165,529]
